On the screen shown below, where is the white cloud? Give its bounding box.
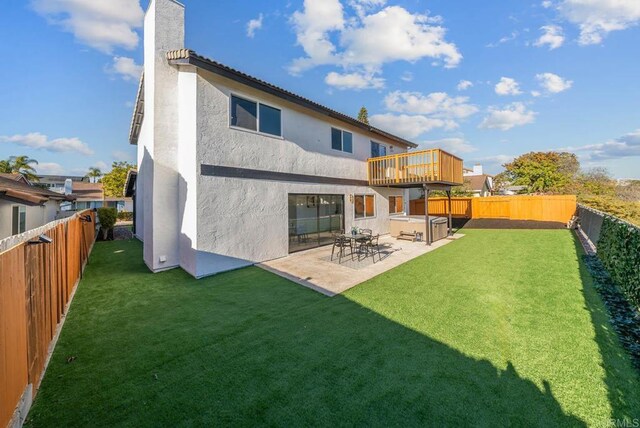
[290,0,345,73]
[535,72,573,93]
[108,56,142,81]
[340,6,462,69]
[494,77,522,96]
[325,71,384,90]
[0,132,93,155]
[479,102,536,130]
[562,129,640,160]
[557,0,640,45]
[289,0,461,86]
[369,114,455,139]
[534,25,565,49]
[421,137,477,154]
[348,0,386,18]
[36,162,65,175]
[31,0,144,53]
[246,13,264,38]
[542,1,553,8]
[531,90,542,97]
[370,90,478,139]
[384,91,478,119]
[457,80,473,91]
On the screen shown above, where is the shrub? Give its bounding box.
[97,207,117,240]
[117,211,133,221]
[597,215,640,310]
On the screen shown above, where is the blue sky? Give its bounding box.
[0,0,639,177]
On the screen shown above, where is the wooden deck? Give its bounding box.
[367,149,464,187]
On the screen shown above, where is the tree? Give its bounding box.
[357,106,369,124]
[500,151,578,193]
[101,161,136,197]
[0,159,11,173]
[0,155,39,181]
[86,167,103,183]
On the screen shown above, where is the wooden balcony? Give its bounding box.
[367,149,464,187]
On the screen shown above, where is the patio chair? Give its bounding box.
[359,228,372,236]
[364,234,381,263]
[331,234,353,263]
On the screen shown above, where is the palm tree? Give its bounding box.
[86,167,103,183]
[0,159,11,173]
[8,156,39,181]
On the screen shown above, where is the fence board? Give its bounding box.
[0,210,95,427]
[409,195,577,223]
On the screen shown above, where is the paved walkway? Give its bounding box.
[258,234,464,296]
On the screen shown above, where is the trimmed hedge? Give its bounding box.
[597,215,640,309]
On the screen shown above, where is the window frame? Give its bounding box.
[330,127,353,154]
[389,195,404,214]
[354,194,375,220]
[12,205,26,235]
[228,93,283,139]
[371,140,387,158]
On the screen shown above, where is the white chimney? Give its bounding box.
[64,178,73,195]
[473,164,483,175]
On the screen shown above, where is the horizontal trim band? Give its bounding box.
[200,165,369,187]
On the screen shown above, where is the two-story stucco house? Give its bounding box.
[130,0,463,278]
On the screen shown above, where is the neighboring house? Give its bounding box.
[0,174,74,239]
[129,0,463,278]
[463,164,493,197]
[37,174,89,194]
[71,181,133,212]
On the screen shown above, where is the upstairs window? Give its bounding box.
[371,141,387,158]
[230,95,282,137]
[331,128,353,153]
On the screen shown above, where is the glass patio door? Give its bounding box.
[288,194,344,253]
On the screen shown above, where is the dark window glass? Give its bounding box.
[331,128,342,151]
[371,141,386,157]
[231,95,257,131]
[371,141,380,157]
[12,206,19,235]
[259,104,281,136]
[343,131,353,153]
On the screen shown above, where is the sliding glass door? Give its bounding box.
[288,194,344,253]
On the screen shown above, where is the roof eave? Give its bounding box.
[169,53,418,149]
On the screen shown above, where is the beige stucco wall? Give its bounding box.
[0,200,60,240]
[189,69,409,277]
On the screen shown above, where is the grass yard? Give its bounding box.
[25,229,640,426]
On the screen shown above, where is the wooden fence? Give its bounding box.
[410,195,577,224]
[0,211,95,427]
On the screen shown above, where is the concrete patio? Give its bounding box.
[258,233,464,296]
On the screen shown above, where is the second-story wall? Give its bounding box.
[195,68,407,179]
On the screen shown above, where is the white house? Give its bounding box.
[130,0,463,278]
[0,173,73,240]
[463,165,493,197]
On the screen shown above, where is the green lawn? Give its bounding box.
[25,229,640,426]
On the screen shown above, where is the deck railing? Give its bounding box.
[367,149,464,186]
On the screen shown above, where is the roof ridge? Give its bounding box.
[165,49,418,148]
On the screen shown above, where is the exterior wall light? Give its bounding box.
[28,234,53,245]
